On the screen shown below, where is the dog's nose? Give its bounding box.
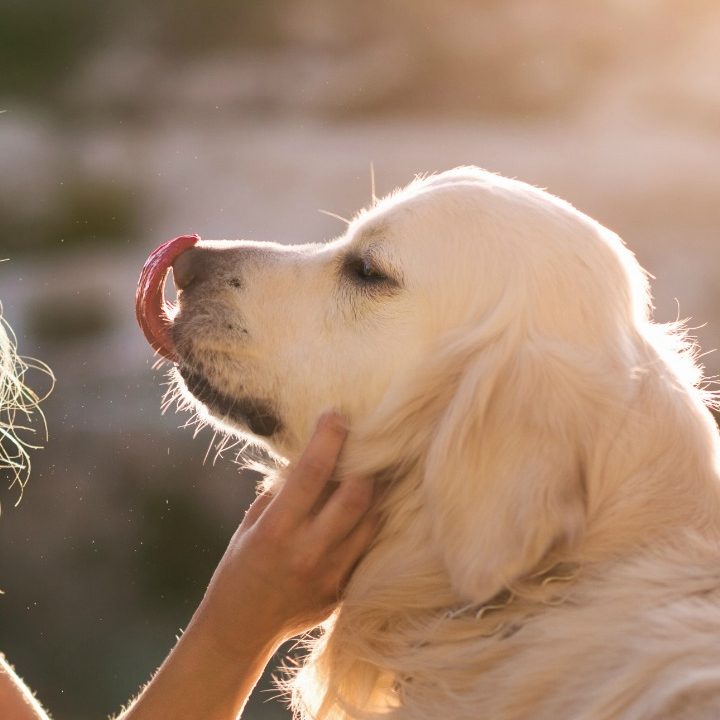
[172,247,201,290]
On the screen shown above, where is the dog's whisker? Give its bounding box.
[203,431,219,466]
[318,209,350,226]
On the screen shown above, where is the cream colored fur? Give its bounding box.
[171,168,720,719]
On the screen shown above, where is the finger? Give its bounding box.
[269,412,347,522]
[333,513,381,591]
[310,474,374,548]
[240,490,274,530]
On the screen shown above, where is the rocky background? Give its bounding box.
[1,1,719,717]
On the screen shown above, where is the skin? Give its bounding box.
[0,412,376,720]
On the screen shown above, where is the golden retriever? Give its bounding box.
[141,167,720,719]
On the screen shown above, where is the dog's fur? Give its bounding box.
[171,167,720,719]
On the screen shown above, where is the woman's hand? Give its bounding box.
[191,411,377,656]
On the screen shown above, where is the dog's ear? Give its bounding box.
[423,333,590,603]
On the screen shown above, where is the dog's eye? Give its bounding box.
[340,253,400,295]
[348,257,387,284]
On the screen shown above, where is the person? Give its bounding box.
[0,307,376,719]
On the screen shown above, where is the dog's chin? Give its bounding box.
[176,365,282,438]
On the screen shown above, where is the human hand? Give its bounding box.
[189,412,377,660]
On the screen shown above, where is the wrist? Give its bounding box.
[187,594,284,666]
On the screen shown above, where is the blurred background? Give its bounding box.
[1,1,719,717]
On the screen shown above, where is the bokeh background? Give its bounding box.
[1,1,720,718]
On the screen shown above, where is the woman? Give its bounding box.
[0,307,375,719]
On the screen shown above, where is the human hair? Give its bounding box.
[0,298,53,509]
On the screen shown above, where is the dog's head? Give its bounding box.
[140,166,708,603]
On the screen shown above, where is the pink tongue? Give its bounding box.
[136,234,200,361]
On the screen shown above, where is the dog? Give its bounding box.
[151,167,720,718]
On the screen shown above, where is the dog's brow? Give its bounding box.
[355,222,386,247]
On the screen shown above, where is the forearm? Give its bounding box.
[0,654,52,720]
[115,618,279,720]
[118,413,373,719]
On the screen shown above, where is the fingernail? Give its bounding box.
[318,409,348,432]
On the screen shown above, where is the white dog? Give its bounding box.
[153,168,720,719]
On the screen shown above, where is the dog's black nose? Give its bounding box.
[172,243,248,292]
[172,247,200,290]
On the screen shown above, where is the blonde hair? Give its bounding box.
[0,297,53,509]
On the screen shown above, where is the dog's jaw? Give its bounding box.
[176,364,282,438]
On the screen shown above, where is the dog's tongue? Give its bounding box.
[136,234,200,362]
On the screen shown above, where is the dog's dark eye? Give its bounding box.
[340,253,401,296]
[348,257,387,284]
